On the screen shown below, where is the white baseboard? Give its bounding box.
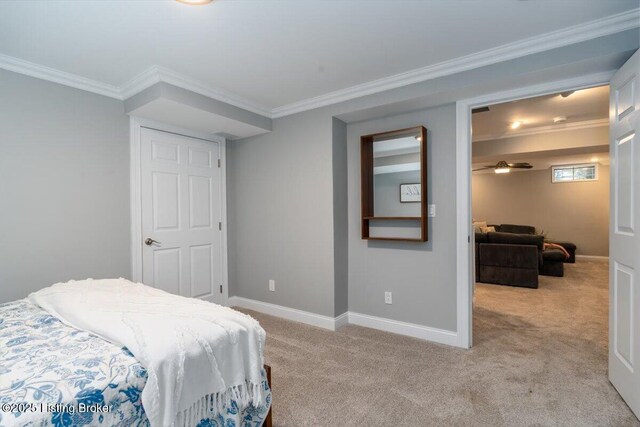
[335,311,349,329]
[347,312,459,347]
[228,296,340,331]
[228,296,460,347]
[575,255,609,261]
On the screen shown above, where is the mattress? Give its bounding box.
[0,300,271,427]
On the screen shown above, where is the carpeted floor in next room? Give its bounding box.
[236,260,639,426]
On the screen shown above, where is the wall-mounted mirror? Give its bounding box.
[361,126,427,242]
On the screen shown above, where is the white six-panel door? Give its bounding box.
[140,128,222,303]
[609,49,640,418]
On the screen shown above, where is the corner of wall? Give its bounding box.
[332,117,349,317]
[225,141,238,298]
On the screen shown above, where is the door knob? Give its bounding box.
[145,238,160,246]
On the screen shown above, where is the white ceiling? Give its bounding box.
[0,0,637,113]
[471,84,611,174]
[472,85,609,141]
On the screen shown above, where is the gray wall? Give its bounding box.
[473,167,610,256]
[227,111,337,317]
[374,170,422,217]
[348,105,458,331]
[332,118,348,316]
[225,32,636,334]
[0,69,131,303]
[227,103,459,331]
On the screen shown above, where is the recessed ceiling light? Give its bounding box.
[591,157,599,162]
[176,0,213,5]
[511,121,522,129]
[553,116,567,123]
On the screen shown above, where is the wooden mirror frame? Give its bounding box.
[361,126,428,242]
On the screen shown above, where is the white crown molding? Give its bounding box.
[0,54,274,116]
[120,65,273,117]
[473,118,610,142]
[270,8,640,118]
[118,66,162,99]
[0,53,122,99]
[0,8,637,119]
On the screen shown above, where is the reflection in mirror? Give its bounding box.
[361,126,427,242]
[373,133,421,217]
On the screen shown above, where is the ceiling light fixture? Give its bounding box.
[494,161,511,174]
[415,136,422,142]
[553,116,567,123]
[176,0,213,5]
[511,121,522,129]
[560,90,575,98]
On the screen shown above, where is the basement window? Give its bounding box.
[552,163,598,183]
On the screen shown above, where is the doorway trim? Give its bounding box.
[129,116,229,306]
[455,70,614,349]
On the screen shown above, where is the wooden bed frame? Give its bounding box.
[264,365,273,427]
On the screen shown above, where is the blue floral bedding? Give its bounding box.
[0,300,270,427]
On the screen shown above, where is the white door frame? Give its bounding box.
[454,70,614,348]
[129,116,229,306]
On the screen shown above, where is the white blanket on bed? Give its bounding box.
[28,278,266,427]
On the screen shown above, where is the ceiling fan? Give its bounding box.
[473,161,533,173]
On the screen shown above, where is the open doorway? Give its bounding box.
[465,86,630,420]
[472,85,610,284]
[456,50,639,420]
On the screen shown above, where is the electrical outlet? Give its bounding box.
[269,279,275,292]
[428,204,436,217]
[384,292,392,304]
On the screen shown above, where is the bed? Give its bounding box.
[0,280,272,427]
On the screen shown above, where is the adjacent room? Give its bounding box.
[470,87,613,414]
[0,1,639,426]
[472,85,610,285]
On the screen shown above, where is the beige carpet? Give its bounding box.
[237,260,639,426]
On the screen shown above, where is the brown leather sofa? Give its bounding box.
[491,224,577,263]
[475,231,543,289]
[475,224,576,288]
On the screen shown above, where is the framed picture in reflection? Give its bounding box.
[400,183,421,203]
